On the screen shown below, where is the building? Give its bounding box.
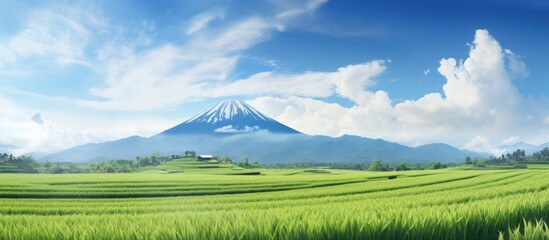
[196,155,214,161]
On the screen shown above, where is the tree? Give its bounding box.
[464,157,473,165]
[368,159,385,171]
[429,161,447,169]
[244,156,249,168]
[220,156,232,163]
[238,156,250,168]
[44,161,52,170]
[396,162,408,171]
[541,147,549,158]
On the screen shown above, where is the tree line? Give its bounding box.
[0,152,188,174]
[259,159,455,171]
[0,153,38,173]
[464,147,549,167]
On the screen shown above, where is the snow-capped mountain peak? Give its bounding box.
[186,100,269,124]
[160,100,301,135]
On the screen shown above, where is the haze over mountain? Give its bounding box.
[498,141,549,155]
[42,100,488,163]
[0,144,16,153]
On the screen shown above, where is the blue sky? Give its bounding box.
[1,0,548,154]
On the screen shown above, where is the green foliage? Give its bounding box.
[500,220,549,240]
[184,150,196,158]
[261,161,455,171]
[529,147,549,162]
[428,161,448,169]
[44,160,137,174]
[136,152,175,167]
[237,156,252,168]
[0,153,38,173]
[464,156,473,165]
[368,159,385,171]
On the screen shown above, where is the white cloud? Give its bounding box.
[423,69,430,75]
[85,0,328,111]
[464,135,504,155]
[464,135,492,152]
[0,4,105,68]
[214,125,260,133]
[186,8,225,35]
[505,49,529,80]
[502,136,521,145]
[247,29,549,153]
[209,61,385,102]
[0,96,177,155]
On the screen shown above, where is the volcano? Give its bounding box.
[160,100,300,135]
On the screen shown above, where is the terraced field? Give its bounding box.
[1,159,549,239]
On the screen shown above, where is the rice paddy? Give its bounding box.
[1,158,549,239]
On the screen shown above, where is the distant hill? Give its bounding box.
[0,144,16,153]
[43,100,488,163]
[498,141,549,155]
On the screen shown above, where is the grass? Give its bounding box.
[528,164,549,170]
[0,158,549,239]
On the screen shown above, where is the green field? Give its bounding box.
[1,158,549,239]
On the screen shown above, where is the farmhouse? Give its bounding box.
[197,155,214,161]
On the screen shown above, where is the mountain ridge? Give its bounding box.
[497,141,549,154]
[42,100,489,163]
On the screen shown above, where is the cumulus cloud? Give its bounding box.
[505,49,529,80]
[464,136,492,152]
[247,29,549,153]
[464,135,504,156]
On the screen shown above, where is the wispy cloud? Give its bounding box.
[0,3,106,68]
[185,8,225,35]
[85,0,327,111]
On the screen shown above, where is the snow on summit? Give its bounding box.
[160,100,301,135]
[187,100,269,124]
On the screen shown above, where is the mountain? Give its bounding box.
[161,100,300,135]
[415,143,489,161]
[43,100,487,163]
[0,144,16,153]
[498,141,548,155]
